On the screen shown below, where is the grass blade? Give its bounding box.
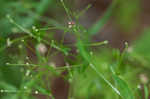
[144,84,149,99]
[112,74,134,99]
[88,0,118,35]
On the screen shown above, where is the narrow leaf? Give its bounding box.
[112,74,134,99]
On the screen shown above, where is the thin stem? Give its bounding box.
[60,0,72,21]
[6,63,82,70]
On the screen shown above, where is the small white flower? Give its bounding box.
[6,62,9,65]
[68,21,75,28]
[21,39,25,42]
[35,90,39,94]
[32,26,36,30]
[26,62,29,66]
[137,85,141,89]
[26,56,29,60]
[49,62,56,68]
[32,26,39,32]
[139,74,148,84]
[36,43,47,55]
[0,90,4,93]
[25,70,30,76]
[7,38,12,47]
[24,86,27,89]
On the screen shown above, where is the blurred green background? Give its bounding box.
[1,0,150,99]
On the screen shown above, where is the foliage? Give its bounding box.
[0,0,149,99]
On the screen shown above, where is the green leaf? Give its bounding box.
[112,74,134,99]
[144,84,149,99]
[88,0,117,35]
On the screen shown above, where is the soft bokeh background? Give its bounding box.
[1,0,150,99]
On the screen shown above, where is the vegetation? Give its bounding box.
[0,0,150,99]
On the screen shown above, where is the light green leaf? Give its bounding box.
[88,0,117,35]
[112,74,134,99]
